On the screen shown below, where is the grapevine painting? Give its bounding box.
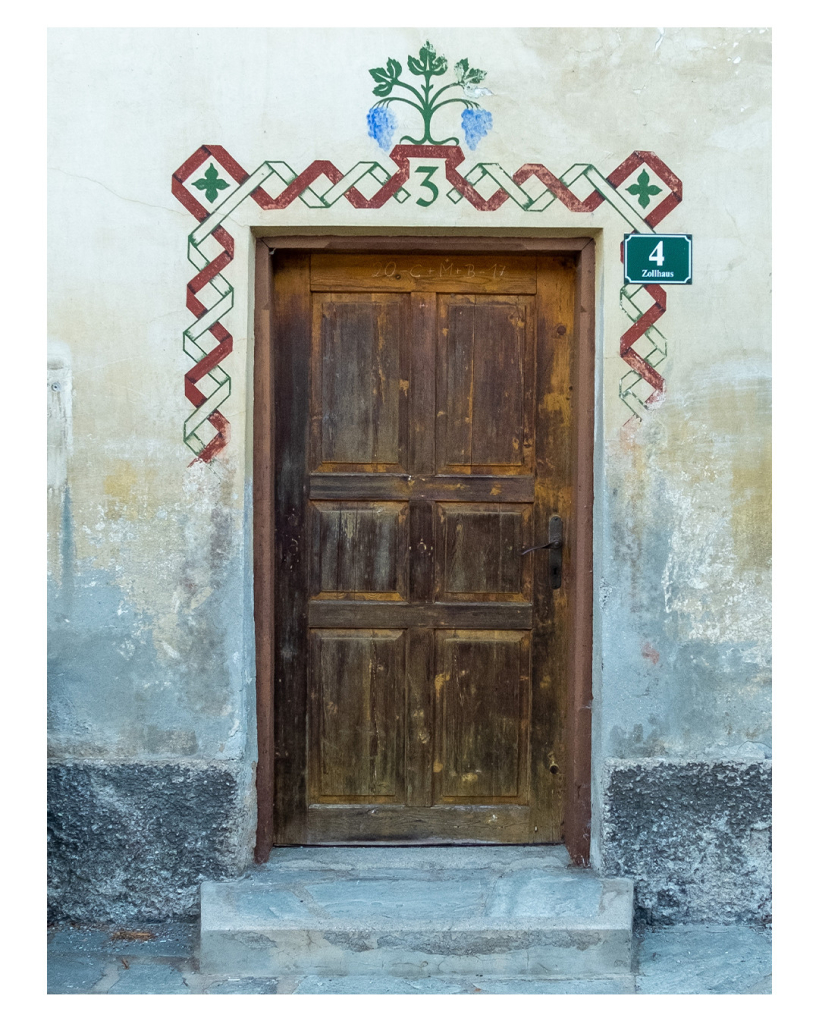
[367,41,493,151]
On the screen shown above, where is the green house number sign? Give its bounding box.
[623,233,692,284]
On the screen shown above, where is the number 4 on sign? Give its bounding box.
[649,240,665,267]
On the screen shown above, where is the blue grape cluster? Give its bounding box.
[461,108,493,150]
[367,106,398,151]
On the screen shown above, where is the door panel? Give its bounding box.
[434,630,530,802]
[310,502,408,600]
[310,629,405,802]
[271,251,576,845]
[436,296,535,473]
[435,503,532,601]
[311,293,408,471]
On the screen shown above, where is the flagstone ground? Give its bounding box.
[47,920,771,995]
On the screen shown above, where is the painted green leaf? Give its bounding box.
[419,41,435,66]
[455,57,486,86]
[386,57,402,80]
[626,169,662,209]
[192,164,229,203]
[369,66,390,83]
[372,82,392,97]
[407,54,424,75]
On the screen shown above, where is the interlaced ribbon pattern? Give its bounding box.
[173,145,682,462]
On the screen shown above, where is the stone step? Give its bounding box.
[254,844,573,872]
[200,848,634,979]
[277,974,637,994]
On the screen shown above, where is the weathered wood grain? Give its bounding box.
[563,240,596,863]
[271,253,311,845]
[435,295,535,474]
[298,804,533,845]
[309,629,404,802]
[308,601,534,630]
[436,503,532,601]
[311,254,536,293]
[261,235,590,254]
[260,245,588,850]
[310,294,408,471]
[310,501,407,600]
[309,474,535,502]
[528,255,578,842]
[253,240,275,861]
[434,631,530,803]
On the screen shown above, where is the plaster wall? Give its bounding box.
[47,27,771,922]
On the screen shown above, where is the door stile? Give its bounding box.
[405,627,434,806]
[253,240,275,862]
[529,256,576,840]
[563,240,596,863]
[272,253,311,846]
[405,292,436,810]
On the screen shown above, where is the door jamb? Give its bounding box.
[252,235,595,863]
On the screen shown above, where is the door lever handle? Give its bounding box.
[520,541,559,555]
[520,516,563,589]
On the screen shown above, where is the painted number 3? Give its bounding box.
[415,166,439,207]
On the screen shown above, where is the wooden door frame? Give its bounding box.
[253,235,595,864]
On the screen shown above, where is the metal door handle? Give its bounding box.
[520,515,563,589]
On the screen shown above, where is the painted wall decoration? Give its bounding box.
[172,42,683,462]
[367,41,493,151]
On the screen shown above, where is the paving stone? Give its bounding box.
[107,963,192,994]
[46,919,773,995]
[48,923,198,959]
[200,976,280,994]
[47,955,109,994]
[635,924,772,994]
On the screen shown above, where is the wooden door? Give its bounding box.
[268,250,578,846]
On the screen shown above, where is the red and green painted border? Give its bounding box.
[172,145,682,462]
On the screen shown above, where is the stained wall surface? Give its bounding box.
[47,27,771,922]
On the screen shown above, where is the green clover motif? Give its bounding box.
[192,164,230,203]
[626,169,662,209]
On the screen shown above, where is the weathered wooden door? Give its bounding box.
[268,250,579,846]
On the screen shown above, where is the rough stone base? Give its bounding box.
[601,758,771,925]
[47,760,254,924]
